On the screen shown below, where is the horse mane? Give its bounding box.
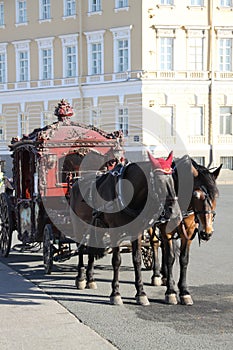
[191,159,219,200]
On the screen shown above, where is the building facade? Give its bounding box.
[0,0,233,174]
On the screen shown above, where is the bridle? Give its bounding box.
[193,185,216,219]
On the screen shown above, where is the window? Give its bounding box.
[40,0,51,20]
[191,157,205,166]
[160,0,174,4]
[19,51,29,81]
[220,107,232,135]
[90,109,101,127]
[16,0,27,24]
[220,0,232,6]
[160,106,175,136]
[66,46,76,77]
[160,38,174,70]
[18,113,29,137]
[188,37,204,70]
[219,38,232,71]
[190,0,204,5]
[89,0,101,12]
[118,39,129,72]
[0,2,4,26]
[189,107,204,135]
[0,51,6,83]
[117,107,128,136]
[41,111,56,127]
[115,0,128,8]
[91,43,102,75]
[110,26,131,74]
[220,156,233,169]
[64,0,76,16]
[42,49,52,79]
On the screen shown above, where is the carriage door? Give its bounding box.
[17,148,36,243]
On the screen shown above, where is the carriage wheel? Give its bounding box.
[0,193,13,257]
[43,224,54,274]
[141,246,153,270]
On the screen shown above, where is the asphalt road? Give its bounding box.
[1,184,233,350]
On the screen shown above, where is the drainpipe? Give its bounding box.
[78,0,84,122]
[208,0,215,167]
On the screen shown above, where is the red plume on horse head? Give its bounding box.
[147,151,173,174]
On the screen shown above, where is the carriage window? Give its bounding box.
[17,149,35,198]
[59,153,83,183]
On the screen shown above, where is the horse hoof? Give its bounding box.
[165,293,178,305]
[110,295,123,305]
[136,295,150,306]
[151,276,162,286]
[86,281,97,290]
[75,278,86,290]
[180,295,193,306]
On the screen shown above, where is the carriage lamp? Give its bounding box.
[47,154,57,169]
[33,173,38,196]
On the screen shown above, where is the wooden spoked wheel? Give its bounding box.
[141,246,153,270]
[0,193,13,257]
[43,224,54,274]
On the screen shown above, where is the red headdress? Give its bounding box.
[147,151,173,174]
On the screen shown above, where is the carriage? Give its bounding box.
[0,100,153,273]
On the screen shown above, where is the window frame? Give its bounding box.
[159,37,174,71]
[88,0,102,14]
[36,37,54,81]
[219,106,232,135]
[0,116,6,141]
[84,30,105,77]
[219,0,233,7]
[0,44,7,84]
[18,113,29,137]
[60,35,79,79]
[110,26,132,74]
[64,0,76,17]
[39,0,51,21]
[189,106,204,136]
[219,38,233,72]
[0,2,4,27]
[16,0,27,25]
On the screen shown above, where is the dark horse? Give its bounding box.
[148,156,222,305]
[70,152,181,305]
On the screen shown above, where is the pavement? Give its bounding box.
[0,261,117,350]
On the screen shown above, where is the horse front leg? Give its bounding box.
[132,235,150,306]
[75,245,86,290]
[178,238,193,305]
[149,227,162,286]
[110,246,123,305]
[162,230,178,305]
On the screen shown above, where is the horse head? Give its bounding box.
[191,161,222,241]
[148,151,181,227]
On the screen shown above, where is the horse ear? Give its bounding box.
[191,165,199,177]
[166,151,173,168]
[212,164,223,180]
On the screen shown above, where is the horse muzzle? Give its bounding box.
[199,230,213,241]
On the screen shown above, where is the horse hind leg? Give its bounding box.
[150,231,162,286]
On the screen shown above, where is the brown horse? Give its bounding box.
[70,152,181,306]
[149,156,222,305]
